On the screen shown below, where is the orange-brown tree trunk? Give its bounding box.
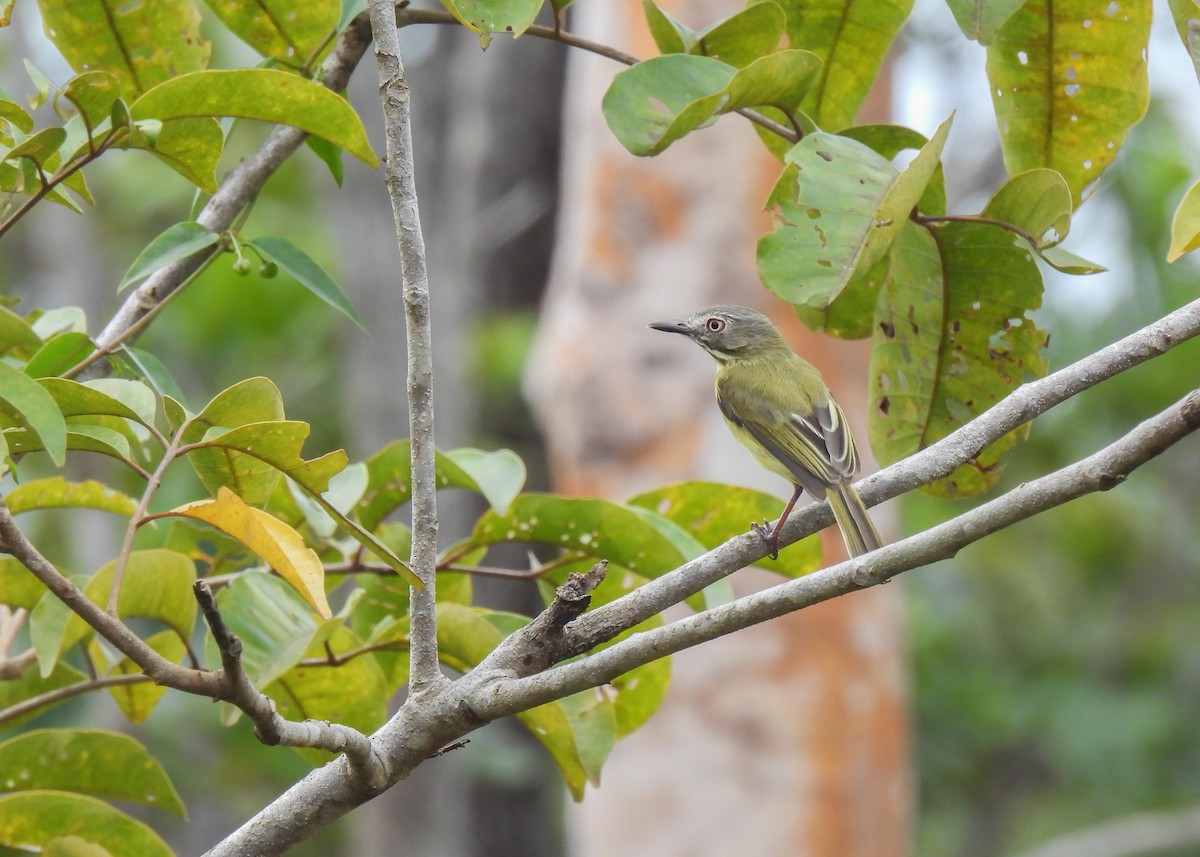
[525,3,911,855]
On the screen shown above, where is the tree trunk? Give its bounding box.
[524,3,912,855]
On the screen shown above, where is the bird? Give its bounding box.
[649,304,882,559]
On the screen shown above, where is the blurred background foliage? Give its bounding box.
[3,0,1199,855]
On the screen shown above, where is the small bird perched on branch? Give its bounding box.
[650,304,882,559]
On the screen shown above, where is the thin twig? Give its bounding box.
[90,13,375,355]
[368,0,445,697]
[393,7,798,144]
[0,674,152,728]
[107,425,189,615]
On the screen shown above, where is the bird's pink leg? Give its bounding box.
[752,485,803,560]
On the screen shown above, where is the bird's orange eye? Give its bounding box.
[706,318,726,333]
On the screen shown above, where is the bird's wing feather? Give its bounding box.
[717,371,859,491]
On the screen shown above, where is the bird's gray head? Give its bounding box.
[649,305,790,362]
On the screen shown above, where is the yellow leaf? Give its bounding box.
[164,487,331,618]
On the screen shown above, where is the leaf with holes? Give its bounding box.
[986,0,1150,205]
[869,220,1049,497]
[758,115,951,312]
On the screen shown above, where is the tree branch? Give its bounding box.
[90,12,375,353]
[0,674,152,728]
[0,496,223,698]
[393,7,799,143]
[526,297,1200,652]
[193,582,387,783]
[368,0,444,697]
[1011,803,1200,857]
[199,372,1200,856]
[476,387,1200,714]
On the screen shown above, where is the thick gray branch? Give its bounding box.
[541,297,1200,652]
[198,378,1200,856]
[477,387,1200,714]
[368,0,443,695]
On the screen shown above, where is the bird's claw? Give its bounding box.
[751,519,780,561]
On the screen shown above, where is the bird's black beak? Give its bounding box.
[649,319,692,336]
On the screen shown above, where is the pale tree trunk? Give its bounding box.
[525,2,912,854]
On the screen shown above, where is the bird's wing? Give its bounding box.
[717,376,859,492]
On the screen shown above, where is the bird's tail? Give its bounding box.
[826,482,883,558]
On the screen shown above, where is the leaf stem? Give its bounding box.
[106,424,191,615]
[393,7,799,143]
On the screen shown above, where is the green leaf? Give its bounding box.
[119,221,220,290]
[0,305,43,354]
[247,236,365,329]
[2,425,133,468]
[696,2,787,67]
[41,378,157,427]
[187,420,347,493]
[4,477,137,517]
[31,307,87,339]
[131,69,377,166]
[1036,245,1106,274]
[0,662,85,727]
[433,603,601,795]
[121,347,187,406]
[44,835,114,857]
[869,220,1048,497]
[84,550,197,638]
[442,448,526,516]
[841,124,947,215]
[563,562,670,737]
[471,494,686,576]
[1168,178,1200,262]
[26,553,192,677]
[628,481,822,577]
[60,72,122,135]
[758,116,951,311]
[0,361,67,465]
[945,0,1024,44]
[101,630,185,723]
[643,0,696,53]
[359,440,528,530]
[200,0,340,62]
[190,376,286,429]
[602,51,820,156]
[305,135,343,186]
[0,100,35,135]
[986,0,1150,205]
[0,730,185,817]
[438,0,542,47]
[773,0,914,130]
[205,572,339,694]
[23,332,94,378]
[0,792,173,857]
[980,168,1104,271]
[1,557,48,610]
[983,168,1074,247]
[125,117,224,192]
[558,689,617,789]
[23,60,55,111]
[38,0,210,98]
[4,127,67,170]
